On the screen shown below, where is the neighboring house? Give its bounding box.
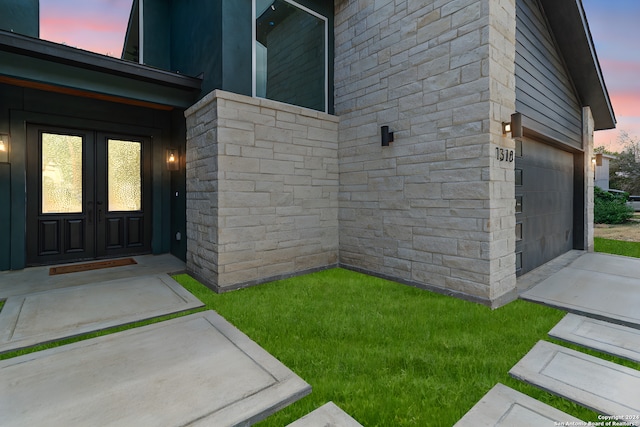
[594,153,616,191]
[0,0,615,307]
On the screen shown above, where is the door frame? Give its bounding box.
[12,110,167,268]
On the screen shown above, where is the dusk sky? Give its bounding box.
[39,0,639,152]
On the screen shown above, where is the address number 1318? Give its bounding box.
[496,147,514,163]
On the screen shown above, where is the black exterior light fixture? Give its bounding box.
[381,125,394,146]
[503,114,523,138]
[166,148,179,171]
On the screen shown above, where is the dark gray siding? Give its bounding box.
[516,0,582,148]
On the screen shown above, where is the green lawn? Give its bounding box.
[174,269,623,426]
[595,237,640,258]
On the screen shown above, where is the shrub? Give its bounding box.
[594,187,634,224]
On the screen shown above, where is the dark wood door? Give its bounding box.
[95,133,152,258]
[26,125,152,266]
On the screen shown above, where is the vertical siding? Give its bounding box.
[516,0,582,147]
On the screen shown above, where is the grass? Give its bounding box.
[173,269,639,426]
[595,237,640,258]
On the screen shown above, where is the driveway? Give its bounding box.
[520,251,640,328]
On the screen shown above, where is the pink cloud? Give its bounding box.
[608,91,640,118]
[40,0,132,56]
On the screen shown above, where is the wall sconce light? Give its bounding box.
[166,148,179,171]
[0,134,8,163]
[502,122,512,135]
[381,125,394,147]
[595,153,603,166]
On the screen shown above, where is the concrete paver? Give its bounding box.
[550,313,640,363]
[0,310,311,427]
[454,383,583,426]
[509,341,640,426]
[287,402,363,427]
[521,253,640,328]
[0,254,186,299]
[0,274,203,353]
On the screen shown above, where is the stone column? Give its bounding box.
[583,106,595,252]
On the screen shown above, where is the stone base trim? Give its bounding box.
[340,263,496,308]
[188,264,339,294]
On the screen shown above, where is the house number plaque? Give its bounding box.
[495,147,515,163]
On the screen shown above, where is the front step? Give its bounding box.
[550,314,640,363]
[287,402,362,427]
[509,341,640,426]
[454,383,582,426]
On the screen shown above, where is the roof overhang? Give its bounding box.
[538,0,616,131]
[0,30,201,110]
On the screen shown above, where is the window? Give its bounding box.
[40,0,135,58]
[253,0,328,112]
[515,169,523,186]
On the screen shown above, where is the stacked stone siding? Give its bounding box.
[185,90,339,290]
[334,0,517,305]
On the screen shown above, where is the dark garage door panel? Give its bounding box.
[516,138,574,275]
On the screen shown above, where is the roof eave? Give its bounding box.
[0,29,201,92]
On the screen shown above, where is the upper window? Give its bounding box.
[253,0,328,113]
[39,0,134,58]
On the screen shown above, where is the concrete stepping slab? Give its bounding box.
[0,274,203,353]
[0,254,186,299]
[287,402,363,427]
[509,341,640,426]
[550,314,640,363]
[0,310,311,427]
[454,383,583,426]
[521,253,640,329]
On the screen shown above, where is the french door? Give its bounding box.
[26,125,152,265]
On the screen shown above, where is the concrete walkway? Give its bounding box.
[521,252,640,328]
[510,341,640,426]
[0,256,319,426]
[0,254,187,299]
[0,274,203,353]
[457,251,640,426]
[0,311,311,427]
[454,383,583,426]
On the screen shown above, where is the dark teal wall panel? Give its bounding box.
[143,0,171,70]
[170,0,223,96]
[221,0,252,96]
[169,110,187,261]
[0,0,39,37]
[0,163,10,270]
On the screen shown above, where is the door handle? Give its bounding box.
[97,201,103,222]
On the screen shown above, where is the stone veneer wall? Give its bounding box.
[185,90,339,291]
[583,106,595,252]
[334,0,517,306]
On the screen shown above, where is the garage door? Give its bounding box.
[515,138,574,275]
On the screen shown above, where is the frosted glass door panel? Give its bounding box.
[108,139,142,212]
[41,133,83,214]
